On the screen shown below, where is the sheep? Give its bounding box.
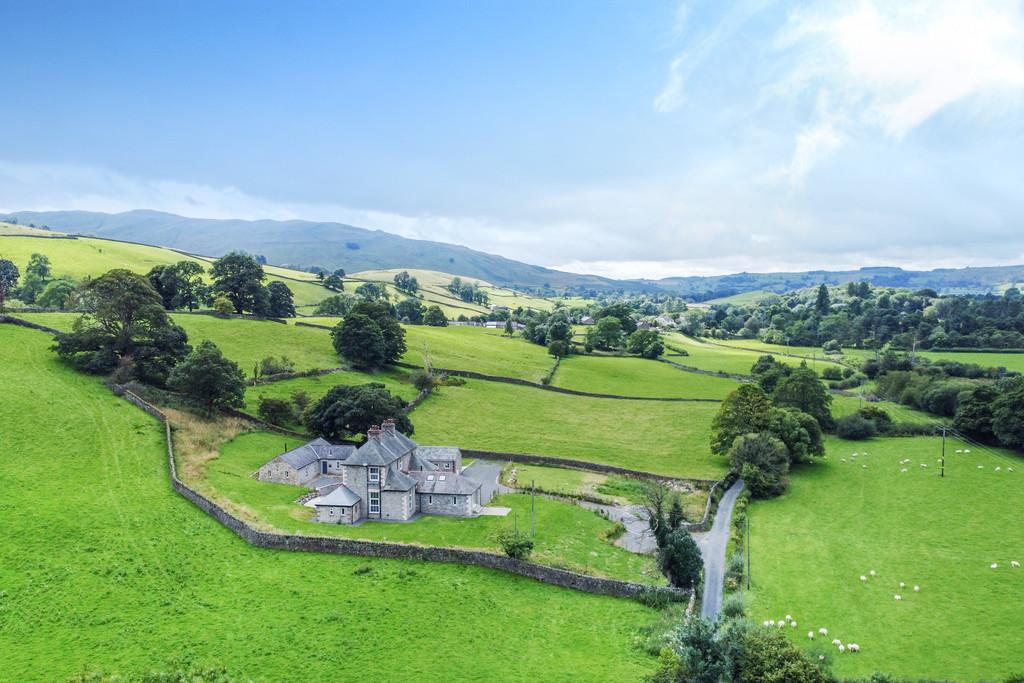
[1012,561,1021,568]
[899,581,906,589]
[831,639,842,646]
[791,621,798,628]
[996,467,1002,472]
[1009,467,1015,472]
[978,465,985,469]
[862,464,868,469]
[763,621,771,627]
[778,621,786,629]
[841,459,847,463]
[921,463,928,468]
[785,615,793,622]
[955,449,963,454]
[913,585,921,592]
[869,570,877,576]
[901,468,908,473]
[819,628,828,636]
[894,594,902,600]
[838,644,846,653]
[965,449,971,453]
[991,563,998,569]
[808,631,815,640]
[848,643,860,653]
[859,575,867,582]
[767,620,776,626]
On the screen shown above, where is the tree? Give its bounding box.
[657,528,703,589]
[750,355,792,395]
[210,252,266,314]
[303,383,413,441]
[80,270,170,355]
[992,377,1024,449]
[545,319,573,344]
[772,363,834,430]
[595,303,637,334]
[147,264,180,309]
[503,319,514,337]
[314,293,358,316]
[954,385,998,442]
[258,397,296,425]
[393,270,419,293]
[651,616,727,683]
[835,414,877,440]
[495,528,534,560]
[331,313,386,369]
[815,284,831,315]
[212,295,235,315]
[586,316,623,350]
[424,305,447,326]
[547,339,570,358]
[351,300,406,363]
[729,433,790,498]
[711,384,773,455]
[323,274,345,291]
[171,261,206,311]
[355,282,385,300]
[765,407,824,463]
[720,621,829,683]
[266,281,296,317]
[36,278,78,310]
[168,340,246,416]
[0,258,20,311]
[395,297,425,324]
[628,329,664,358]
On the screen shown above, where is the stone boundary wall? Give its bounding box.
[221,407,312,439]
[655,357,749,382]
[394,362,722,403]
[113,384,686,603]
[294,321,334,331]
[0,315,62,335]
[248,367,339,385]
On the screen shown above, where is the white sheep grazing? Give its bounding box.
[768,620,776,626]
[860,575,867,582]
[899,581,906,589]
[978,465,985,469]
[901,468,908,473]
[785,614,793,622]
[862,465,868,469]
[808,631,815,640]
[778,621,786,629]
[991,563,998,569]
[996,467,1002,472]
[956,449,963,454]
[1009,467,1015,472]
[791,621,798,628]
[763,621,771,627]
[841,459,847,463]
[913,585,921,592]
[965,449,971,453]
[921,463,928,468]
[894,594,902,601]
[838,644,846,653]
[819,628,828,636]
[1012,561,1021,568]
[869,570,877,576]
[831,639,841,646]
[848,643,860,653]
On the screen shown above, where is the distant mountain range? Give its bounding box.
[5,209,1023,299]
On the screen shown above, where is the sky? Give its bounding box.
[1,0,1022,279]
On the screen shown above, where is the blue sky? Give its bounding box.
[1,0,1022,278]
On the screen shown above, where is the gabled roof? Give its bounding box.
[412,471,481,495]
[382,464,417,491]
[407,451,439,472]
[315,484,361,507]
[346,437,401,467]
[417,446,461,461]
[273,439,355,470]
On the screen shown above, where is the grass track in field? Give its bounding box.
[0,323,658,682]
[411,378,729,479]
[747,435,1024,680]
[200,432,658,583]
[553,355,741,399]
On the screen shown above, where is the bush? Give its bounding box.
[547,339,570,358]
[657,528,703,589]
[291,390,310,413]
[495,528,534,560]
[821,366,843,381]
[857,405,893,433]
[835,414,877,440]
[411,369,438,393]
[258,355,295,377]
[721,593,745,620]
[257,397,295,425]
[212,295,234,315]
[729,433,789,498]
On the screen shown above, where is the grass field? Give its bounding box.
[245,368,418,417]
[0,233,332,309]
[411,378,728,479]
[402,324,555,381]
[196,431,658,583]
[704,290,779,306]
[12,311,341,373]
[661,333,808,375]
[916,349,1024,374]
[353,268,556,314]
[0,322,659,682]
[552,355,742,399]
[747,435,1024,680]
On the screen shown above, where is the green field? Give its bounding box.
[354,268,556,314]
[552,355,741,399]
[411,378,728,479]
[916,349,1024,374]
[0,322,659,682]
[198,431,657,583]
[0,233,332,309]
[662,333,808,375]
[402,324,555,381]
[245,368,418,416]
[747,435,1024,680]
[13,311,341,373]
[704,290,778,306]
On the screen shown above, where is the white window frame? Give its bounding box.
[369,491,381,514]
[368,467,380,483]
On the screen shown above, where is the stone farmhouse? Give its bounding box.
[257,420,485,524]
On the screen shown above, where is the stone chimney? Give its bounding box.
[367,425,382,440]
[382,419,396,434]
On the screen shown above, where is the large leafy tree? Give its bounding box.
[304,383,413,441]
[266,281,296,318]
[766,406,824,464]
[954,384,998,442]
[710,384,773,455]
[586,316,623,350]
[395,297,425,324]
[18,253,52,304]
[331,313,387,369]
[729,433,790,498]
[350,300,406,362]
[172,261,206,311]
[0,258,20,312]
[393,270,419,293]
[53,269,190,385]
[36,278,78,310]
[423,305,447,327]
[210,252,266,314]
[168,340,246,415]
[772,362,834,430]
[657,528,703,589]
[314,292,358,316]
[992,377,1024,449]
[627,329,664,359]
[594,303,637,334]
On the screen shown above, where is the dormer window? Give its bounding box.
[369,467,380,483]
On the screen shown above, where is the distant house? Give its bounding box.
[655,316,676,328]
[637,320,652,330]
[489,304,509,312]
[579,315,595,325]
[257,420,485,524]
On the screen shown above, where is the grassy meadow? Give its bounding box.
[196,431,658,583]
[244,368,418,417]
[746,435,1024,680]
[553,355,741,399]
[662,333,808,375]
[0,322,660,682]
[402,323,555,381]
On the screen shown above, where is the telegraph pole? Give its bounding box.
[941,426,947,478]
[531,480,536,538]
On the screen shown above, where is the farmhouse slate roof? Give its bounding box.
[417,446,461,462]
[407,451,439,472]
[346,437,401,466]
[314,484,361,507]
[383,465,417,491]
[412,471,481,495]
[275,439,355,470]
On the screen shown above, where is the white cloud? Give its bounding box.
[770,0,1024,181]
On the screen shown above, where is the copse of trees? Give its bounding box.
[303,383,413,441]
[0,257,20,311]
[210,252,267,314]
[147,261,206,311]
[393,270,419,293]
[17,253,52,304]
[396,298,425,324]
[53,269,191,387]
[314,292,358,316]
[168,340,246,416]
[330,300,406,369]
[627,329,664,358]
[423,305,447,326]
[447,276,489,305]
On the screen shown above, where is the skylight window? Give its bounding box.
[427,475,434,481]
[439,475,446,481]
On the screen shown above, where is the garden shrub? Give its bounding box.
[495,528,534,560]
[836,414,877,440]
[721,593,745,620]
